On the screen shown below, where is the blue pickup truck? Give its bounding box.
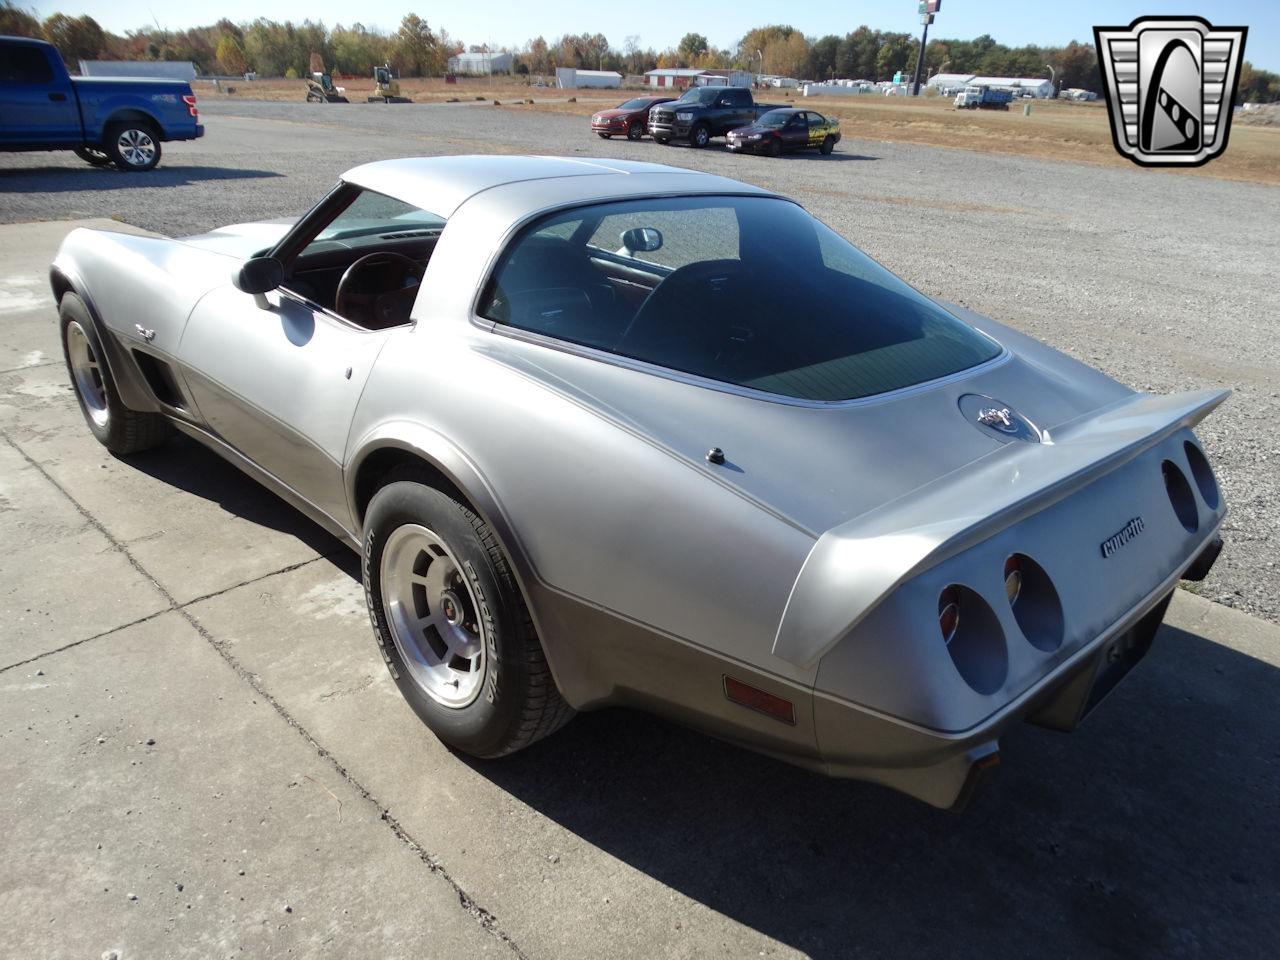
[1,35,203,171]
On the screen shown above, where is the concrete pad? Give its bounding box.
[0,438,167,668]
[189,558,782,958]
[190,561,1280,959]
[0,219,155,373]
[0,611,504,958]
[0,363,339,605]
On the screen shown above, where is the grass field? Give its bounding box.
[200,75,1280,187]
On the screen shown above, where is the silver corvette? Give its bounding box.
[51,156,1227,809]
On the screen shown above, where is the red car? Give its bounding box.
[591,96,675,141]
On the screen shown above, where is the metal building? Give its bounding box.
[79,60,198,81]
[555,68,622,89]
[446,52,514,75]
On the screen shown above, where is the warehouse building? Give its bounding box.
[644,68,753,89]
[447,52,513,75]
[555,67,622,89]
[79,60,197,80]
[928,73,1054,97]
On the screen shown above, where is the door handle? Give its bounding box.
[48,92,67,102]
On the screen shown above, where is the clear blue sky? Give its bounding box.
[29,0,1280,72]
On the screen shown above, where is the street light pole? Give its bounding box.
[910,18,930,95]
[911,2,940,95]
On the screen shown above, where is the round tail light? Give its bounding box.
[1004,553,1064,652]
[1162,459,1199,533]
[937,584,1007,693]
[1003,554,1023,605]
[938,586,960,645]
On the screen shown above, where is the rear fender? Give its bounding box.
[345,423,597,705]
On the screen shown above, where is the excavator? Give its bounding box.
[369,63,412,103]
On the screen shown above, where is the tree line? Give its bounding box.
[2,2,1276,100]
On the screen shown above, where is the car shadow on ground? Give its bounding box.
[122,435,340,555]
[124,450,1278,957]
[461,621,1279,958]
[0,165,283,193]
[660,143,879,162]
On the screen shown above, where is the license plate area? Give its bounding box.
[1029,591,1172,731]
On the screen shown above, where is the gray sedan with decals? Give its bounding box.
[50,156,1228,808]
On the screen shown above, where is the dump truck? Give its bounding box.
[954,85,1013,110]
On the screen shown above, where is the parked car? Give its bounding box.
[0,35,203,171]
[727,108,841,156]
[591,95,674,140]
[648,86,784,147]
[50,156,1228,809]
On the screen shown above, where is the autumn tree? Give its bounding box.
[390,14,440,77]
[41,12,105,66]
[215,34,246,75]
[0,0,40,37]
[331,23,387,76]
[677,32,708,63]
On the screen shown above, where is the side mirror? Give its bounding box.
[234,256,283,295]
[620,227,663,254]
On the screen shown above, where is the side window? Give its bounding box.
[586,207,739,270]
[809,113,826,128]
[0,45,55,85]
[730,89,748,106]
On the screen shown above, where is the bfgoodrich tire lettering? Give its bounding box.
[363,479,573,758]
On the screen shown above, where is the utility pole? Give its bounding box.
[910,0,941,95]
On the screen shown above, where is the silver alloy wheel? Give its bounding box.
[380,523,486,708]
[116,128,157,168]
[65,320,109,428]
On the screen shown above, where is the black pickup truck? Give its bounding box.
[647,87,784,148]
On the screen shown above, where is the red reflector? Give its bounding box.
[723,676,796,725]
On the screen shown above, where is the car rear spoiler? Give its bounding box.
[771,388,1229,668]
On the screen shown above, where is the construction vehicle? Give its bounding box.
[369,64,412,103]
[954,85,1013,110]
[305,72,348,103]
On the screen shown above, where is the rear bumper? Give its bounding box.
[814,529,1223,810]
[167,124,204,141]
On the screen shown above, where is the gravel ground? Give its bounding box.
[2,99,1277,621]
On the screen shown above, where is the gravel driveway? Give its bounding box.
[2,98,1276,621]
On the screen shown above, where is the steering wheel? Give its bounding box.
[334,252,426,329]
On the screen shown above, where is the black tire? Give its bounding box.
[104,121,161,172]
[768,136,782,157]
[363,479,573,759]
[597,132,611,139]
[59,293,171,454]
[74,145,112,167]
[689,124,710,148]
[654,136,671,145]
[819,135,835,155]
[626,122,643,141]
